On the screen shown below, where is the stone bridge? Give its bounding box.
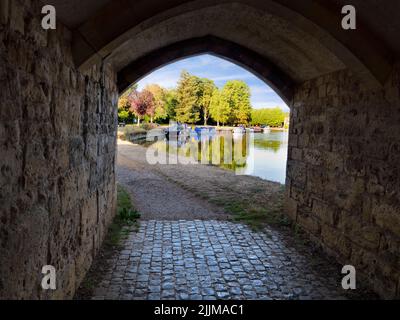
[0,0,399,299]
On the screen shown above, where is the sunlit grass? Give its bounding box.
[107,185,141,246]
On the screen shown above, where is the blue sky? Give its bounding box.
[136,54,289,111]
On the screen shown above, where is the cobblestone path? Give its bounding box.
[91,220,348,300]
[84,141,367,300]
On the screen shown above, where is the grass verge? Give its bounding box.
[74,184,140,299]
[209,187,290,230]
[107,184,141,246]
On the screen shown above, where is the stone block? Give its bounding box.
[290,147,302,161]
[297,208,321,236]
[0,0,9,25]
[372,200,400,236]
[290,185,311,207]
[303,149,323,166]
[338,212,381,250]
[379,233,400,262]
[285,196,298,221]
[287,160,307,187]
[9,0,24,34]
[312,198,338,226]
[320,224,339,250]
[323,151,344,172]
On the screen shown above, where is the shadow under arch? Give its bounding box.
[116,36,295,106]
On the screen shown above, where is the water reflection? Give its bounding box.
[237,131,288,184]
[146,129,288,184]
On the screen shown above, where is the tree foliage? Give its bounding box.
[199,78,217,125]
[251,107,286,127]
[118,85,137,123]
[209,89,230,126]
[128,89,155,126]
[222,80,251,125]
[175,71,203,124]
[164,89,178,121]
[145,84,168,122]
[119,71,288,127]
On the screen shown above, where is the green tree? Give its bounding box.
[209,89,231,126]
[118,84,137,123]
[199,78,217,125]
[164,89,178,121]
[145,84,167,122]
[221,80,251,126]
[176,71,202,124]
[251,107,286,127]
[118,110,130,122]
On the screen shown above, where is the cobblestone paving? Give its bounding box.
[91,220,349,300]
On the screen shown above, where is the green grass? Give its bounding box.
[161,169,290,231]
[206,186,290,230]
[224,197,290,230]
[75,184,141,299]
[105,184,141,248]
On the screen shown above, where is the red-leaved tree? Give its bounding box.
[128,89,155,126]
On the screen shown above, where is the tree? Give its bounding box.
[175,71,202,124]
[221,80,251,126]
[118,84,137,123]
[118,110,130,123]
[199,78,217,125]
[145,84,168,122]
[209,89,231,126]
[128,89,155,126]
[164,89,178,121]
[251,107,286,127]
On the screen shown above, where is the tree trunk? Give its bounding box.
[137,117,141,126]
[217,120,220,127]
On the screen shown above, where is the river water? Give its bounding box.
[236,131,288,184]
[143,129,289,184]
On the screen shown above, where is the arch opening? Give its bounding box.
[116,36,296,106]
[118,53,290,183]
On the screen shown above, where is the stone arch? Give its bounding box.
[1,0,400,300]
[117,36,295,105]
[72,0,394,88]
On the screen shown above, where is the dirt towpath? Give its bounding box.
[116,140,230,220]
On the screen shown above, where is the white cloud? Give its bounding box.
[250,85,275,94]
[211,73,254,82]
[252,100,289,111]
[136,54,290,112]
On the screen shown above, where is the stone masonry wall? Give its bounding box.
[0,1,118,299]
[286,64,400,299]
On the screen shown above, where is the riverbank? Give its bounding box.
[117,124,288,141]
[117,139,286,229]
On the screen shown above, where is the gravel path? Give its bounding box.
[117,140,230,220]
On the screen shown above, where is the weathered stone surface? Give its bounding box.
[0,1,117,300]
[286,65,400,299]
[0,0,399,301]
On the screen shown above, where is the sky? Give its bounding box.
[136,54,289,111]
